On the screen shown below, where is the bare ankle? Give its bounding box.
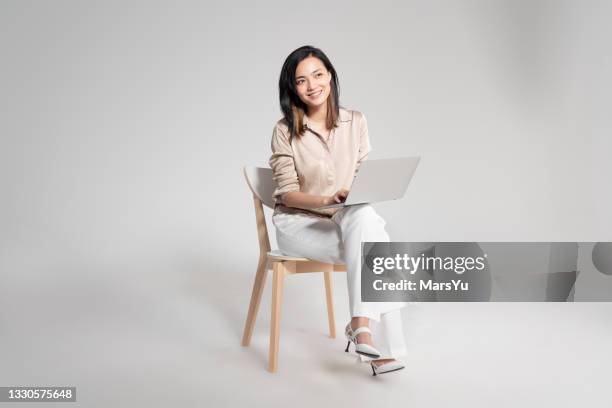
[350,316,369,330]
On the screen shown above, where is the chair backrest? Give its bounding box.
[243,166,276,209]
[243,166,275,255]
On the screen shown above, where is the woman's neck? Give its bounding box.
[307,103,328,125]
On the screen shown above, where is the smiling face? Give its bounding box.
[294,56,332,111]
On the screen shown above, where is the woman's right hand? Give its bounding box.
[323,189,349,206]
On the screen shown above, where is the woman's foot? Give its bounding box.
[370,359,405,376]
[345,317,380,358]
[371,358,396,367]
[350,318,400,367]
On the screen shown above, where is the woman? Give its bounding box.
[269,45,408,376]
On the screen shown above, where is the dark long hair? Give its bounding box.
[278,45,340,138]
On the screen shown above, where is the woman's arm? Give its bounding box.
[281,189,348,210]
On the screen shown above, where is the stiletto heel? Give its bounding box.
[371,365,377,376]
[345,341,351,353]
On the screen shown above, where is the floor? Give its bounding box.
[1,258,611,408]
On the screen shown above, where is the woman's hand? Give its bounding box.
[326,188,349,205]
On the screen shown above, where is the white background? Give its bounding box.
[1,1,610,406]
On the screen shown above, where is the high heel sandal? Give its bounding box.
[370,360,405,376]
[344,324,381,359]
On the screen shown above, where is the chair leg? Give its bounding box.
[268,262,285,373]
[323,270,336,338]
[241,255,268,347]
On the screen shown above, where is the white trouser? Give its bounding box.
[272,204,408,361]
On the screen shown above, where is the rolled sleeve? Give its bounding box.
[356,111,372,172]
[268,124,300,201]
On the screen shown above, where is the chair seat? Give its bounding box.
[267,250,310,261]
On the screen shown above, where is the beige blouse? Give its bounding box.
[269,107,372,217]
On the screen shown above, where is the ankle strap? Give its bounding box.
[352,327,372,336]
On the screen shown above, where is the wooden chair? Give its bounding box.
[240,166,346,373]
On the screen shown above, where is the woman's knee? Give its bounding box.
[338,205,389,242]
[342,204,385,225]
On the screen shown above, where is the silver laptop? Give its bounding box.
[317,156,421,209]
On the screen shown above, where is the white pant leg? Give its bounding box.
[332,204,408,361]
[273,207,407,361]
[332,204,409,320]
